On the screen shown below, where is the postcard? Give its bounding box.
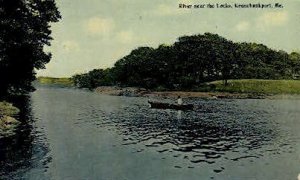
[0,0,299,179]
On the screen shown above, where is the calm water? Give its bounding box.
[0,87,300,180]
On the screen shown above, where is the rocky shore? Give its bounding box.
[144,91,266,99]
[95,86,150,97]
[94,86,267,99]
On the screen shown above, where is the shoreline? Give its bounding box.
[37,78,300,99]
[94,86,300,99]
[35,84,300,100]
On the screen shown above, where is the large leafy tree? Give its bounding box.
[174,33,237,86]
[114,47,156,88]
[0,0,60,97]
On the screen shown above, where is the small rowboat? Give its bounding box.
[148,101,194,110]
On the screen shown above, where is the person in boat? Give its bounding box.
[177,96,183,105]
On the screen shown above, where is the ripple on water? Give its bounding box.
[77,97,299,176]
[2,88,299,180]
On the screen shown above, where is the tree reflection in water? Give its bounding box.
[0,96,50,179]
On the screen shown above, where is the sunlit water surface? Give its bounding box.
[1,87,300,180]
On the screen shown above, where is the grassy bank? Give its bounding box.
[209,79,300,94]
[0,101,20,137]
[37,77,74,87]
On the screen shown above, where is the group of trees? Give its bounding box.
[0,0,60,98]
[73,33,300,90]
[72,68,115,90]
[1,0,299,95]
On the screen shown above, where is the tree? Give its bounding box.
[152,44,177,88]
[174,33,237,86]
[289,52,300,79]
[0,0,61,98]
[114,47,156,88]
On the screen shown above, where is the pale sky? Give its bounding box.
[38,0,300,77]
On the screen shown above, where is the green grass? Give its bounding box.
[0,101,19,117]
[209,79,300,94]
[37,77,74,87]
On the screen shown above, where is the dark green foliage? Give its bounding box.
[72,33,300,90]
[113,47,156,88]
[289,52,300,79]
[234,43,294,80]
[72,68,115,89]
[173,33,238,87]
[0,0,60,98]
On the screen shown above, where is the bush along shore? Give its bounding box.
[0,101,20,138]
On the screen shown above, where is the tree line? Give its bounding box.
[73,33,300,90]
[0,0,60,99]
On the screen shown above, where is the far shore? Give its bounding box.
[36,78,300,99]
[94,86,300,99]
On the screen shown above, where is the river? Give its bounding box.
[0,87,300,180]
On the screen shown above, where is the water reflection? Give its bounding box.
[88,98,292,170]
[177,110,182,120]
[0,96,50,179]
